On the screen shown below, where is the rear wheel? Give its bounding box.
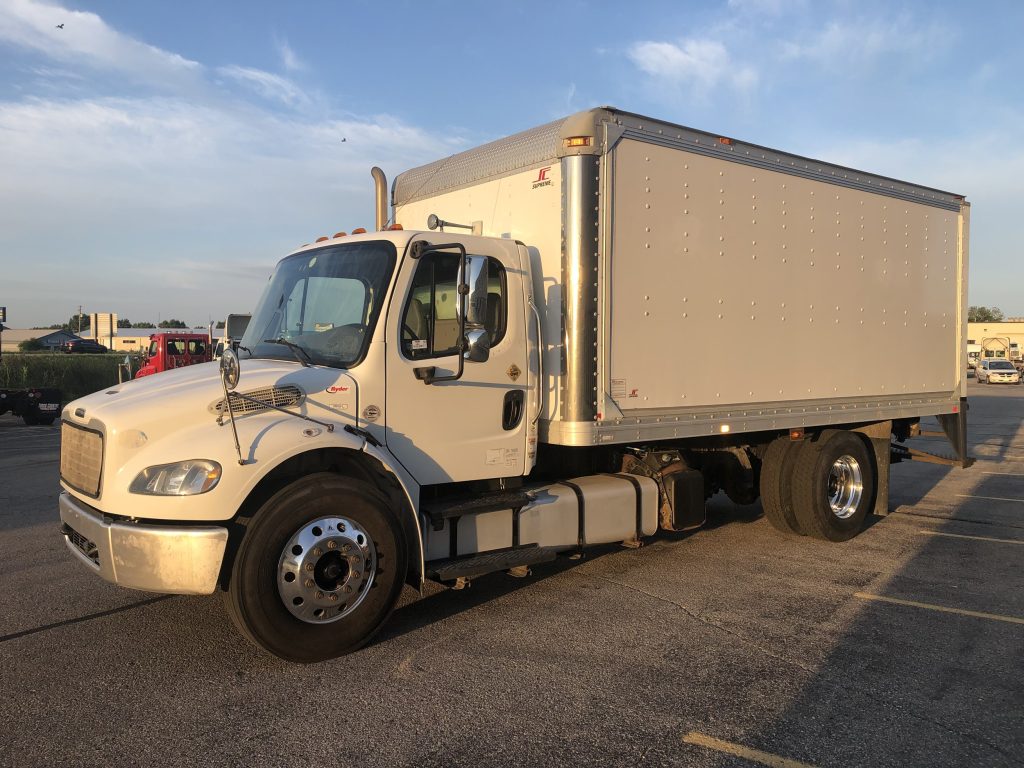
[760,437,804,535]
[791,430,875,542]
[224,473,407,662]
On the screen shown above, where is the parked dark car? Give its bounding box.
[62,339,108,354]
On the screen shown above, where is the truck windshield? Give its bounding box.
[240,240,397,368]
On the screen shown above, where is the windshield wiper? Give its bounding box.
[263,337,313,367]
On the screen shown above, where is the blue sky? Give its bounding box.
[1,0,1021,328]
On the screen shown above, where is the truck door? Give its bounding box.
[385,238,533,485]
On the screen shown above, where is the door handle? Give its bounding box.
[502,390,525,431]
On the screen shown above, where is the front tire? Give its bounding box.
[224,473,407,662]
[791,430,875,542]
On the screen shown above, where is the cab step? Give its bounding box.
[426,545,560,582]
[423,489,535,531]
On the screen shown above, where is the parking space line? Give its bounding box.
[955,494,1024,503]
[854,593,1024,625]
[981,471,1024,477]
[681,732,816,768]
[919,530,1024,545]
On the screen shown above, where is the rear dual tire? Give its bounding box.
[762,430,876,542]
[791,430,875,542]
[760,438,804,536]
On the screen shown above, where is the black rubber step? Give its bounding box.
[423,490,535,531]
[426,545,559,582]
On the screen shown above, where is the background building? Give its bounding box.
[967,320,1024,360]
[0,328,80,353]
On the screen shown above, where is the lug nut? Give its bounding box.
[327,540,337,550]
[352,571,361,579]
[344,585,352,594]
[342,544,351,553]
[329,593,339,602]
[315,591,324,599]
[305,579,315,588]
[305,563,315,572]
[311,547,322,557]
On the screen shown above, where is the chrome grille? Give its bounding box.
[211,385,304,416]
[60,422,104,497]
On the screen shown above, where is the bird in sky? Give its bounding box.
[341,137,347,142]
[56,23,64,28]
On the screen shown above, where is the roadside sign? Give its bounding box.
[0,306,6,323]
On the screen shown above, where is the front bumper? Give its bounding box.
[59,492,228,595]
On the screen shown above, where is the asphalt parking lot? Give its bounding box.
[1,379,1022,768]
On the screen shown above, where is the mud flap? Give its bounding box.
[937,398,971,468]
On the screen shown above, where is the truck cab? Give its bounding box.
[135,332,213,378]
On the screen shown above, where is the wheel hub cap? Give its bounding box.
[277,516,376,624]
[827,455,864,519]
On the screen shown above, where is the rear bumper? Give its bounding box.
[59,492,228,595]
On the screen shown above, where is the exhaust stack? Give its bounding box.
[371,166,387,231]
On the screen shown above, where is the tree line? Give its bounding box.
[33,315,224,331]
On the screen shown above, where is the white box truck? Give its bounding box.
[58,108,971,662]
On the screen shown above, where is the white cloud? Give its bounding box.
[0,2,462,326]
[0,0,202,89]
[628,38,758,92]
[217,65,309,108]
[276,38,305,73]
[780,17,952,67]
[0,93,458,324]
[727,0,805,14]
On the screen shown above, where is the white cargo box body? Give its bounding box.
[393,108,968,447]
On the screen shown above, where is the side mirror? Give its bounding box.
[463,255,490,328]
[464,328,490,363]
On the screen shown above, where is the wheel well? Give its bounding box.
[218,448,423,592]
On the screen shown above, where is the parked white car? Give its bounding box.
[976,359,1021,384]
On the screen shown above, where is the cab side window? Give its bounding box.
[401,253,507,360]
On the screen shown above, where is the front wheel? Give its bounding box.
[791,430,875,542]
[224,473,407,662]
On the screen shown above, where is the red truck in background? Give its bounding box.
[135,333,213,378]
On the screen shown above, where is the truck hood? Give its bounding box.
[63,360,359,440]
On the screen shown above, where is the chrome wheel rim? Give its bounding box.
[277,516,376,624]
[827,455,863,519]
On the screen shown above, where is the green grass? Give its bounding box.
[0,352,129,402]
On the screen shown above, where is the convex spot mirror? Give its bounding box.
[220,347,240,390]
[464,328,490,363]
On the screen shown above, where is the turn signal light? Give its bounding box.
[352,227,367,234]
[564,136,592,148]
[333,232,347,238]
[315,236,329,242]
[388,224,404,230]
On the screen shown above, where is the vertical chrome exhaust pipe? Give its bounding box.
[371,166,387,230]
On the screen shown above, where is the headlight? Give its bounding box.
[129,460,222,496]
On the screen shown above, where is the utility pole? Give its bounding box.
[78,305,82,334]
